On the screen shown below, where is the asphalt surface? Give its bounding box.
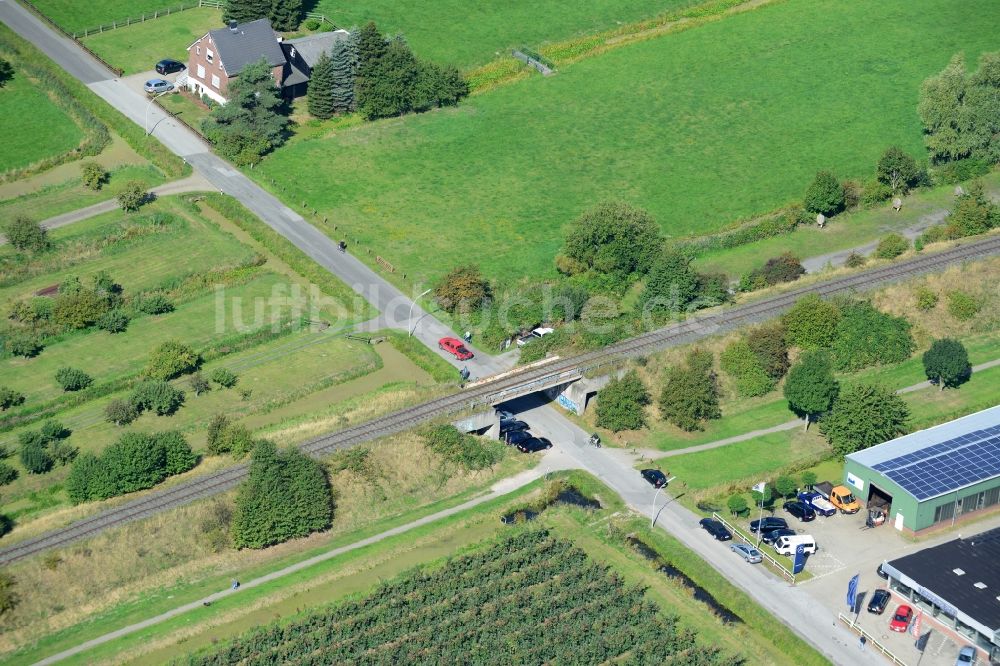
[508,394,885,666]
[0,0,512,380]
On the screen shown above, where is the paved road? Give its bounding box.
[0,0,512,379]
[508,395,884,666]
[31,454,575,666]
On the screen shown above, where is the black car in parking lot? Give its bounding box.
[760,527,796,545]
[749,516,787,533]
[698,518,732,541]
[504,430,533,445]
[867,589,891,614]
[516,437,553,453]
[783,500,816,522]
[155,59,185,74]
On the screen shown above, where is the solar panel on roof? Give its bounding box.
[879,427,1000,501]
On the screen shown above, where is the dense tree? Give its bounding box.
[330,36,358,112]
[116,180,148,212]
[720,339,774,397]
[746,322,789,380]
[80,161,109,190]
[727,494,748,517]
[803,171,845,216]
[188,373,211,396]
[129,380,185,416]
[4,215,48,252]
[876,146,924,193]
[782,294,841,349]
[783,351,838,430]
[268,0,301,31]
[919,52,1000,164]
[595,370,651,432]
[800,470,818,488]
[104,398,139,425]
[740,253,805,291]
[66,432,196,503]
[0,386,25,411]
[923,338,971,389]
[144,341,201,380]
[135,293,174,315]
[0,58,12,87]
[639,250,700,313]
[831,301,914,372]
[945,183,999,239]
[821,384,909,457]
[560,202,662,277]
[357,37,420,119]
[658,350,720,431]
[231,440,333,549]
[307,51,336,119]
[5,333,43,358]
[434,265,491,313]
[774,474,798,499]
[222,0,270,25]
[19,432,53,474]
[206,413,231,455]
[51,289,109,329]
[96,309,130,333]
[202,59,288,165]
[947,290,981,321]
[0,462,17,486]
[354,21,387,79]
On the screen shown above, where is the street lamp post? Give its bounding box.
[650,477,676,527]
[145,89,172,136]
[408,289,432,336]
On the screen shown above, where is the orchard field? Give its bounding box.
[258,0,1000,287]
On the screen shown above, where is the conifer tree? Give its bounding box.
[330,38,357,112]
[269,0,302,31]
[307,51,336,119]
[223,0,270,25]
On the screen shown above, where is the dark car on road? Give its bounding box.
[867,589,891,615]
[516,437,553,453]
[499,419,529,434]
[504,430,533,446]
[760,527,796,545]
[641,469,668,488]
[783,500,816,522]
[749,516,788,533]
[155,59,185,74]
[698,518,732,541]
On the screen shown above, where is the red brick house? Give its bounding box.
[185,19,348,104]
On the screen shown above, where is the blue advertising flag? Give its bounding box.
[846,574,860,611]
[792,544,806,574]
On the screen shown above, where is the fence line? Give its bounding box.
[838,613,908,665]
[74,0,223,38]
[16,0,125,76]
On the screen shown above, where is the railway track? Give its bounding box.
[1,235,997,566]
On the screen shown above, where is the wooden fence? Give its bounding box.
[74,0,223,38]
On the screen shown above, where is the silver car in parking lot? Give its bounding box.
[730,543,763,563]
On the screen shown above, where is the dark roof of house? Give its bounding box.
[888,526,1000,630]
[285,30,349,68]
[207,18,286,75]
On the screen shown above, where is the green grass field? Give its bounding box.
[81,8,221,74]
[0,72,84,172]
[259,0,999,287]
[314,0,698,68]
[0,165,165,222]
[28,0,191,34]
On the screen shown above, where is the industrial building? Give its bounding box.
[843,405,1000,535]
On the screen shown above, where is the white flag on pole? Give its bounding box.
[752,482,767,493]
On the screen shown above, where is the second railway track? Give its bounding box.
[1,235,997,566]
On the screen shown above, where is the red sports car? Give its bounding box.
[888,604,912,632]
[439,337,473,360]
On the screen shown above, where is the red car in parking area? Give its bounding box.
[439,337,473,360]
[889,604,913,632]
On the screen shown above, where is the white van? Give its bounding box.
[773,534,817,556]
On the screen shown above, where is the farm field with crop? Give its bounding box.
[257,0,999,287]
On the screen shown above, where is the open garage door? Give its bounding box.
[866,484,892,527]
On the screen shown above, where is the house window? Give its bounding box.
[289,47,297,58]
[197,64,205,78]
[206,49,214,63]
[196,46,201,55]
[211,74,221,89]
